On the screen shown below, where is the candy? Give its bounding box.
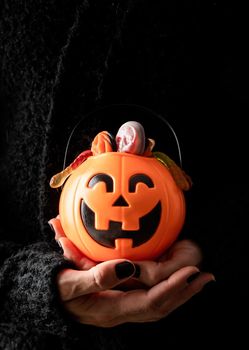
[91,131,115,155]
[49,150,92,188]
[153,151,192,191]
[143,138,155,156]
[116,121,145,154]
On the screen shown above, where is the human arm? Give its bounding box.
[0,240,77,349]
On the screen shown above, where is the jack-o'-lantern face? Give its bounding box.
[59,152,185,261]
[81,172,161,248]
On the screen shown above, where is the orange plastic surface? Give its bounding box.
[59,152,186,261]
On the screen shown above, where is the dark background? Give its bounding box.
[0,0,248,348]
[96,2,249,347]
[55,2,248,347]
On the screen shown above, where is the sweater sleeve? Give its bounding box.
[0,240,78,349]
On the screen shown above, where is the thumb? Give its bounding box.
[58,260,136,301]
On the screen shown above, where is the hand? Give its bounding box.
[133,239,203,288]
[49,217,215,327]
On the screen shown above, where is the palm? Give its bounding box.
[51,217,213,327]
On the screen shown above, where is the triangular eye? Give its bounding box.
[112,195,129,207]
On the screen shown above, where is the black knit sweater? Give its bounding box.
[0,0,248,349]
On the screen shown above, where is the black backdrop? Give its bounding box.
[0,0,248,348]
[91,2,249,347]
[56,2,248,347]
[42,1,249,348]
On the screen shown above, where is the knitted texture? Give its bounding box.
[0,0,132,243]
[0,242,78,349]
[0,0,83,242]
[0,1,134,348]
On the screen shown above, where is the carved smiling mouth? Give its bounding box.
[80,201,162,248]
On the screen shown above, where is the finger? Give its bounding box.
[49,216,96,270]
[146,266,200,307]
[133,240,203,287]
[133,258,198,287]
[105,266,201,324]
[160,239,203,266]
[132,260,173,287]
[48,217,66,240]
[58,237,96,270]
[161,272,215,315]
[65,267,209,327]
[179,272,215,300]
[57,260,136,301]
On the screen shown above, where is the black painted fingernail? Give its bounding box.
[115,261,135,279]
[134,264,141,278]
[48,222,55,232]
[187,272,200,284]
[204,278,216,288]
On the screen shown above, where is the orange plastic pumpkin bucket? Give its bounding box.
[59,152,186,261]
